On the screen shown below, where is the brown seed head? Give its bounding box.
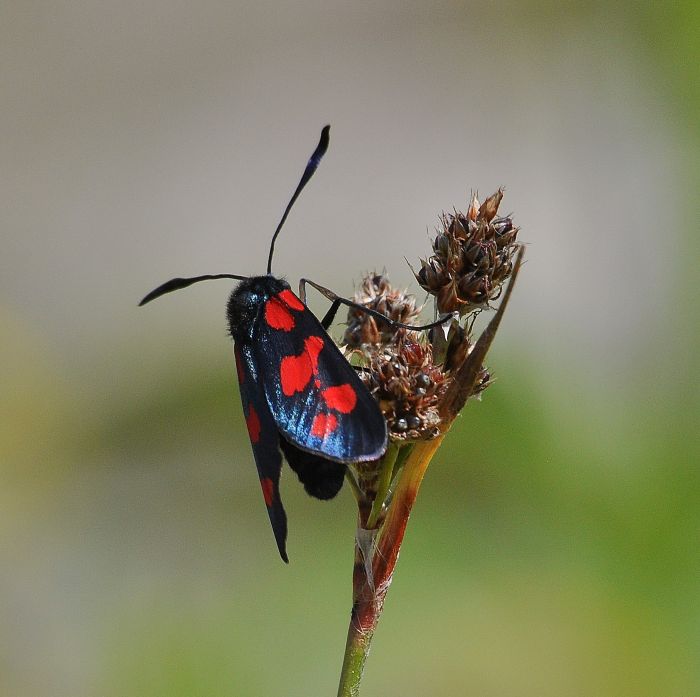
[344,273,422,348]
[415,188,519,315]
[359,331,450,441]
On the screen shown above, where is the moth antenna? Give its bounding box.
[266,125,330,275]
[139,274,247,306]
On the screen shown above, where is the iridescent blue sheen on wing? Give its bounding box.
[252,285,388,463]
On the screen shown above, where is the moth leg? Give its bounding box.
[299,277,453,331]
[320,299,342,330]
[298,278,341,329]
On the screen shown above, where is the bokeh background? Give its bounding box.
[2,2,698,695]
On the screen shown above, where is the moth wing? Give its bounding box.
[235,343,289,562]
[253,289,387,464]
[279,436,346,500]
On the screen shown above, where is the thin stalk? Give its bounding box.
[336,433,449,697]
[337,615,374,697]
[366,443,399,529]
[344,468,363,502]
[392,442,414,475]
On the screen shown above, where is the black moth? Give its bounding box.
[140,126,444,561]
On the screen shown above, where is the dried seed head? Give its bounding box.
[359,331,450,441]
[344,273,422,348]
[415,189,519,315]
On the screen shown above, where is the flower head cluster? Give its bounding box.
[344,273,421,348]
[345,274,448,440]
[346,191,520,445]
[415,189,519,315]
[359,331,449,440]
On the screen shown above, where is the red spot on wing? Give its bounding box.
[278,289,305,311]
[322,384,357,414]
[304,336,324,373]
[280,353,313,395]
[246,404,261,443]
[260,477,275,507]
[311,413,338,438]
[265,297,295,331]
[279,335,326,396]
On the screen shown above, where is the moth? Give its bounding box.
[140,126,443,561]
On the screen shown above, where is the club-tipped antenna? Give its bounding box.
[139,274,247,306]
[266,125,330,275]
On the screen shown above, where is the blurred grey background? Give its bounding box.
[2,2,698,696]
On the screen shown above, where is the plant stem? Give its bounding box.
[336,248,525,694]
[336,606,377,697]
[336,434,448,696]
[374,436,446,582]
[366,442,399,529]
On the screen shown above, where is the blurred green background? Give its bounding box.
[2,2,698,696]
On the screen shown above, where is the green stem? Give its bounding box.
[344,467,363,502]
[365,443,399,529]
[337,497,377,697]
[337,615,376,697]
[390,442,413,480]
[336,436,447,696]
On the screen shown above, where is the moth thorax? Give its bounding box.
[226,275,291,342]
